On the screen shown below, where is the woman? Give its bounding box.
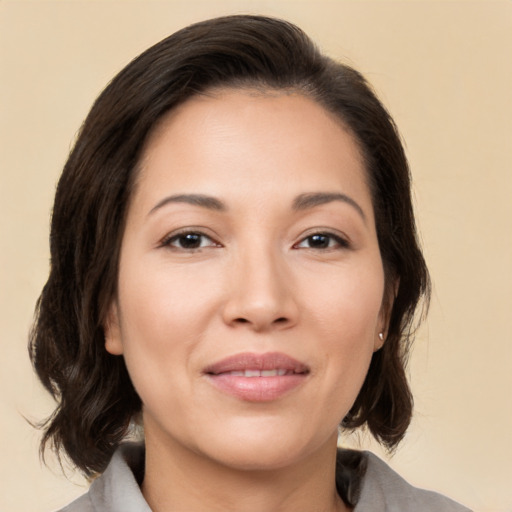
[30,15,471,512]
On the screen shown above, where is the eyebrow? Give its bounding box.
[148,194,226,215]
[148,191,366,221]
[292,192,366,221]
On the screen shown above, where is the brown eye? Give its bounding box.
[295,232,349,250]
[162,231,218,250]
[306,234,331,248]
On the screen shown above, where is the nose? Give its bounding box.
[222,246,299,332]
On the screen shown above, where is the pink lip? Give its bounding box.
[203,352,310,402]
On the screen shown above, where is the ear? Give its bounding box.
[104,301,124,355]
[374,277,399,351]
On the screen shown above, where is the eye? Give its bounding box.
[161,231,219,250]
[294,232,349,250]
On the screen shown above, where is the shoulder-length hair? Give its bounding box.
[30,14,430,478]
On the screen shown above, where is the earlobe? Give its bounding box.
[104,302,124,355]
[374,331,385,351]
[375,277,398,351]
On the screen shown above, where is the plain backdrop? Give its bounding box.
[1,1,511,511]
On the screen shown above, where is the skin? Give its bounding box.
[106,89,389,512]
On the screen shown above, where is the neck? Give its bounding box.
[141,432,350,512]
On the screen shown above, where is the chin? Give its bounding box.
[207,444,303,472]
[195,419,333,472]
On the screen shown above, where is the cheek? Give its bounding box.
[306,262,385,337]
[119,256,221,337]
[114,261,218,396]
[304,263,384,402]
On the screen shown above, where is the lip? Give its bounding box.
[203,352,310,402]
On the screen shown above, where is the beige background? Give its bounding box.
[1,1,511,511]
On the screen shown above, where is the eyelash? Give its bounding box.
[160,230,220,251]
[160,230,350,252]
[293,232,350,250]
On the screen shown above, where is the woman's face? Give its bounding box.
[106,89,388,470]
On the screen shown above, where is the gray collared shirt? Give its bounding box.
[58,443,472,511]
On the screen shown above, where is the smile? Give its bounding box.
[223,369,291,377]
[203,352,310,402]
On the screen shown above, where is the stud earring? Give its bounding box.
[378,332,384,341]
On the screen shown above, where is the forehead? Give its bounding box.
[134,88,372,212]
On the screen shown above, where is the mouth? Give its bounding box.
[203,352,310,402]
[220,369,294,377]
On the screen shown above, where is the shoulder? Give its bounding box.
[55,443,150,512]
[56,492,93,512]
[355,451,473,511]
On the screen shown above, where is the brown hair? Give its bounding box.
[30,14,430,481]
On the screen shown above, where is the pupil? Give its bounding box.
[180,233,201,248]
[309,234,329,248]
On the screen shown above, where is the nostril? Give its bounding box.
[233,316,288,326]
